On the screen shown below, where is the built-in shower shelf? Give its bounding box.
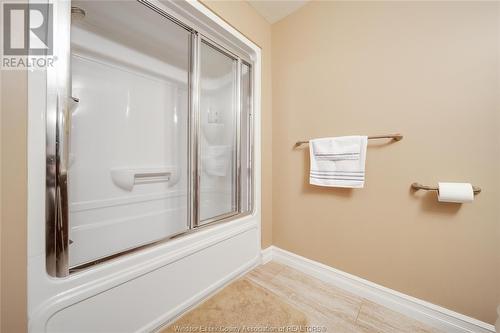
[111,166,179,191]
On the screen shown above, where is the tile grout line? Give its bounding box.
[246,271,326,326]
[248,267,322,325]
[354,301,363,324]
[266,264,365,328]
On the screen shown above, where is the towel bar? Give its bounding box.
[295,133,403,146]
[411,182,481,195]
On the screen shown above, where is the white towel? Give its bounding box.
[309,136,368,188]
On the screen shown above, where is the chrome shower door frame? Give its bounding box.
[46,0,71,277]
[194,36,242,227]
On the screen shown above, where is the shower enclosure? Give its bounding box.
[46,0,254,276]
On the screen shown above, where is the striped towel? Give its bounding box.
[309,136,368,188]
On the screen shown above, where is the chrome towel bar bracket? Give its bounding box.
[411,182,481,195]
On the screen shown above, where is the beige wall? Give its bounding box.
[0,69,28,332]
[202,0,273,248]
[272,1,500,324]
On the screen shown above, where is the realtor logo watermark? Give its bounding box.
[2,3,56,69]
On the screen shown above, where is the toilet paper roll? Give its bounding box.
[438,182,474,203]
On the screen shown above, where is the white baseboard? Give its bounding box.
[262,246,496,333]
[261,246,273,264]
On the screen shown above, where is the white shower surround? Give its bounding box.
[27,0,262,331]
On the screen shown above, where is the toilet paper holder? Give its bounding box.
[411,182,481,195]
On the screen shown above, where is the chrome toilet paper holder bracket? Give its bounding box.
[411,182,481,195]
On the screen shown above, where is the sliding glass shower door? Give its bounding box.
[67,1,192,268]
[199,41,239,224]
[47,0,253,276]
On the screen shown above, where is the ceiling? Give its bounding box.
[247,0,309,24]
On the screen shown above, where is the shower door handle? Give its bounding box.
[52,93,78,277]
[53,93,75,276]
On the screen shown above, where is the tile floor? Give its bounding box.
[246,262,442,333]
[166,261,443,333]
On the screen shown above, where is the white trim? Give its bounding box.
[260,246,273,264]
[262,246,495,333]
